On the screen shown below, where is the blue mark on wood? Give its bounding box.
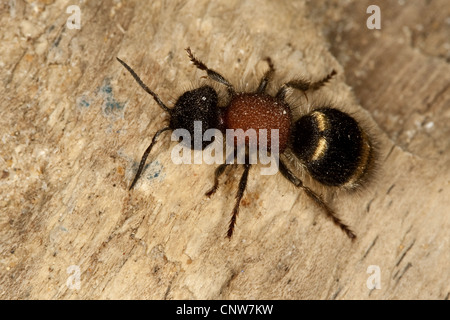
[131,160,165,184]
[80,99,90,107]
[144,160,165,181]
[100,79,125,115]
[102,85,113,94]
[76,94,91,108]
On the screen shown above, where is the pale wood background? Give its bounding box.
[0,0,448,299]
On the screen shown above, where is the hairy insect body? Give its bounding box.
[225,93,292,152]
[291,108,374,188]
[117,48,376,240]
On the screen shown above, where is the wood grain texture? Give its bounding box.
[0,0,448,299]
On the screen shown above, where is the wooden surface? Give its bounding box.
[0,0,448,299]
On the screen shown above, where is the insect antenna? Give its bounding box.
[128,127,171,190]
[116,57,172,114]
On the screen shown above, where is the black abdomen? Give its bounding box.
[291,108,373,187]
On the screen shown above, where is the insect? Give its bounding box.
[117,48,375,240]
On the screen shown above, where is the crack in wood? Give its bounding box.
[395,262,412,284]
[362,235,379,260]
[395,239,416,267]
